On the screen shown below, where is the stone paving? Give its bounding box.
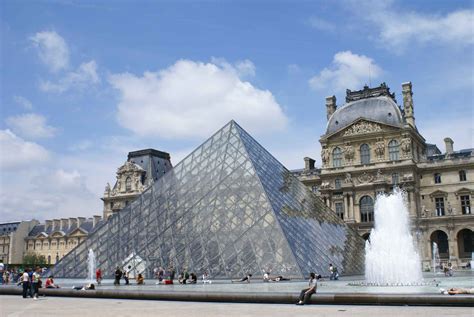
[1,295,473,317]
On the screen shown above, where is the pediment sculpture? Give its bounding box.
[343,121,382,136]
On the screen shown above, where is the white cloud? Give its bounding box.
[13,96,33,110]
[308,17,336,32]
[0,129,50,169]
[30,31,69,72]
[354,1,474,51]
[309,51,382,93]
[51,169,83,189]
[109,59,288,139]
[6,113,57,139]
[40,60,100,93]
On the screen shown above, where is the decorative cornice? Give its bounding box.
[346,82,396,103]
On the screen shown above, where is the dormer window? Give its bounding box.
[125,177,132,191]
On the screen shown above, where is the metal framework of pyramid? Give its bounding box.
[52,121,364,279]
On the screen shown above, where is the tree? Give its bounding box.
[22,252,47,266]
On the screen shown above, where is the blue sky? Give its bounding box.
[1,0,473,222]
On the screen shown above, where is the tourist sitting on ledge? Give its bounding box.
[202,271,211,284]
[296,273,320,305]
[136,274,144,285]
[188,273,197,284]
[45,276,60,288]
[232,273,252,283]
[72,283,95,291]
[263,272,270,282]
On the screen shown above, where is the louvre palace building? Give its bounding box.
[293,82,473,270]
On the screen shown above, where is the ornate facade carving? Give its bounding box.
[401,137,412,155]
[357,172,374,184]
[343,144,355,161]
[321,148,330,166]
[375,141,385,159]
[343,121,382,136]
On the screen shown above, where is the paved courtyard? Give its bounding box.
[1,296,473,317]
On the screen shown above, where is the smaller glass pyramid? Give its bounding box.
[52,121,364,278]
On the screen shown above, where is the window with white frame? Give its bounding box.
[388,140,399,161]
[332,147,342,167]
[435,197,445,216]
[461,195,471,214]
[360,144,371,165]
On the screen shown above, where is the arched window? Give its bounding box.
[125,177,132,191]
[430,230,449,259]
[360,196,374,222]
[332,147,342,167]
[388,140,399,161]
[459,170,467,182]
[457,229,473,259]
[360,144,370,165]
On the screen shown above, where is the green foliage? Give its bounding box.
[22,252,47,266]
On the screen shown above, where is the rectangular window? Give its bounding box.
[335,178,342,190]
[459,170,467,182]
[461,195,471,214]
[435,197,445,216]
[311,185,318,193]
[434,173,441,184]
[392,173,399,185]
[335,202,344,220]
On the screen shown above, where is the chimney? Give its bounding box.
[60,218,68,231]
[402,82,415,127]
[444,137,454,154]
[68,218,77,229]
[45,220,52,232]
[92,215,102,228]
[53,219,60,231]
[77,217,86,228]
[304,157,316,171]
[326,95,337,120]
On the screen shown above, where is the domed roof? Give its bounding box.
[326,96,404,135]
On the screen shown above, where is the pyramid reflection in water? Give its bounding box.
[52,121,364,278]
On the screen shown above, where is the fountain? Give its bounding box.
[87,249,96,283]
[365,189,422,285]
[432,242,440,274]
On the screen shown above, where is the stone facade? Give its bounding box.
[0,220,39,264]
[294,83,474,270]
[25,216,102,265]
[102,149,172,219]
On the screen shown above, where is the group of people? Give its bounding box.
[112,266,144,285]
[19,267,59,299]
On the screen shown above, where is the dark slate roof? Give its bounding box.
[426,143,442,157]
[27,218,105,238]
[0,222,20,235]
[128,149,173,187]
[326,96,404,135]
[427,148,473,161]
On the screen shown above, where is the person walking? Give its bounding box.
[296,273,319,305]
[96,268,102,285]
[32,267,42,300]
[114,267,122,285]
[21,269,30,298]
[124,266,131,285]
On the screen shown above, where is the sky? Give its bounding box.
[1,0,473,222]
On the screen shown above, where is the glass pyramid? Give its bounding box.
[52,121,364,279]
